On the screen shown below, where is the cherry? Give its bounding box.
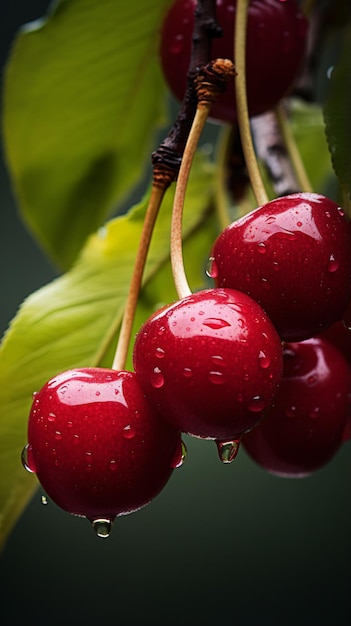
[133,288,283,447]
[22,368,182,536]
[210,192,351,341]
[160,0,308,124]
[242,337,351,477]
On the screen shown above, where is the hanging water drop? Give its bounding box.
[206,256,219,279]
[171,440,187,468]
[21,443,37,473]
[91,518,113,538]
[216,439,241,463]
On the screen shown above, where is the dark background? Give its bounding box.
[1,2,351,625]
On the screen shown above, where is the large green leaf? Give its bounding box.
[0,153,216,550]
[2,0,173,270]
[323,25,351,200]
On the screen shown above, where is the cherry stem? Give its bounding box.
[275,104,313,193]
[171,105,211,299]
[171,59,236,300]
[234,0,268,207]
[112,183,166,371]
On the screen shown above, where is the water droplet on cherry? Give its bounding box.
[258,350,271,369]
[327,254,339,272]
[202,318,231,330]
[208,371,227,385]
[41,495,48,505]
[206,256,219,279]
[91,518,112,538]
[122,425,136,439]
[21,443,37,473]
[171,440,187,468]
[257,242,267,254]
[216,439,241,463]
[151,367,165,388]
[247,396,266,412]
[155,347,165,359]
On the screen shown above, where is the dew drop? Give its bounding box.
[73,434,80,445]
[285,405,297,418]
[151,367,165,388]
[327,254,339,272]
[123,425,136,439]
[261,278,271,290]
[247,396,266,412]
[309,407,320,420]
[211,355,225,367]
[202,318,231,330]
[21,444,37,473]
[41,495,48,505]
[206,256,219,279]
[337,206,345,217]
[257,242,267,254]
[91,518,112,538]
[155,347,165,359]
[183,367,193,378]
[109,459,117,471]
[258,350,271,369]
[54,430,63,441]
[32,391,38,400]
[208,371,226,385]
[265,215,276,224]
[216,439,241,463]
[171,440,187,468]
[95,391,101,397]
[48,412,56,422]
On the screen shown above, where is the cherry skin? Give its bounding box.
[160,0,308,124]
[242,337,351,477]
[210,193,351,341]
[133,288,283,443]
[23,368,181,534]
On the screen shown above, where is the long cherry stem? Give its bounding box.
[234,0,268,207]
[171,59,236,300]
[112,183,166,371]
[171,106,211,299]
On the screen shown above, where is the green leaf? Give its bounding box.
[323,25,351,198]
[2,0,173,270]
[291,101,335,195]
[0,152,216,550]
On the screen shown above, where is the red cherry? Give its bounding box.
[23,368,181,536]
[211,193,351,341]
[160,0,308,124]
[242,338,351,477]
[133,288,283,445]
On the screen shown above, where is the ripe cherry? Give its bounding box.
[133,288,283,450]
[160,0,308,124]
[242,338,351,477]
[22,368,182,536]
[210,193,351,341]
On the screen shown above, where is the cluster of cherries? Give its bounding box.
[22,0,351,537]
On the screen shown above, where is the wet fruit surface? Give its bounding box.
[242,338,351,477]
[211,193,351,341]
[160,0,308,123]
[133,288,283,440]
[24,368,181,529]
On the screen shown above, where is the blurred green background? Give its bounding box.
[0,2,350,625]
